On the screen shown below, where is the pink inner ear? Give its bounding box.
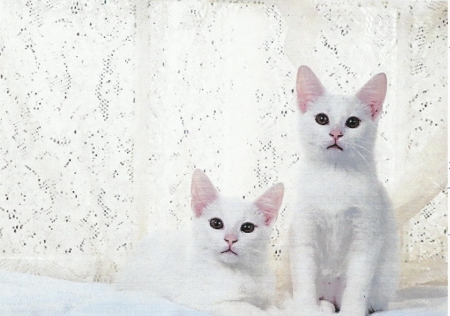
[296,65,325,113]
[355,73,387,120]
[254,183,284,226]
[191,169,219,217]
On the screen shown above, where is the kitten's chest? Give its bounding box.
[315,211,354,272]
[297,164,377,212]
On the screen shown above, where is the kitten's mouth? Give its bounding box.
[221,248,238,256]
[327,143,343,151]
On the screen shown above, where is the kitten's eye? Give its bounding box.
[315,113,329,125]
[346,116,360,128]
[210,218,224,230]
[240,222,255,233]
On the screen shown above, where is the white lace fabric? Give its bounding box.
[0,1,446,287]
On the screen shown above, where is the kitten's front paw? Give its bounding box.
[284,299,338,316]
[318,300,336,313]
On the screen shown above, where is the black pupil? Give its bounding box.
[315,113,329,125]
[346,116,360,128]
[240,222,255,233]
[210,218,223,229]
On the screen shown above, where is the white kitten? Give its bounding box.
[115,169,284,315]
[288,66,398,316]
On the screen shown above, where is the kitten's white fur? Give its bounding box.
[115,169,284,316]
[287,66,398,316]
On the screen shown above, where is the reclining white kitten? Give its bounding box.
[116,169,284,315]
[288,66,398,316]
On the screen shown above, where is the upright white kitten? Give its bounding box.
[289,66,398,315]
[116,169,284,315]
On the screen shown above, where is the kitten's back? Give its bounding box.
[115,227,189,293]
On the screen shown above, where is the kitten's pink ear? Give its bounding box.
[296,65,325,113]
[254,183,284,226]
[355,73,387,120]
[191,169,219,217]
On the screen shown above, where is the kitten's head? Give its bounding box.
[190,169,284,268]
[296,65,387,165]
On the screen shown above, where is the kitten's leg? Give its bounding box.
[365,188,398,314]
[338,216,383,316]
[367,233,399,313]
[290,220,320,314]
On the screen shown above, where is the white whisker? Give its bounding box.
[351,146,372,169]
[348,142,371,153]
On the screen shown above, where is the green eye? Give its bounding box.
[315,113,329,125]
[346,116,360,128]
[210,218,223,230]
[240,222,255,233]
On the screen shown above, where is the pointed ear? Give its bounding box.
[296,65,325,113]
[191,169,219,217]
[355,73,387,120]
[254,183,284,226]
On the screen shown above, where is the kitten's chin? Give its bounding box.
[218,251,240,265]
[305,146,361,166]
[326,146,347,159]
[307,146,347,160]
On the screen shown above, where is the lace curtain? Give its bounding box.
[0,0,446,287]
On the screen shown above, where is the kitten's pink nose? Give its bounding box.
[224,234,238,247]
[329,129,343,141]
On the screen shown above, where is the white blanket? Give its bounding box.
[0,271,446,315]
